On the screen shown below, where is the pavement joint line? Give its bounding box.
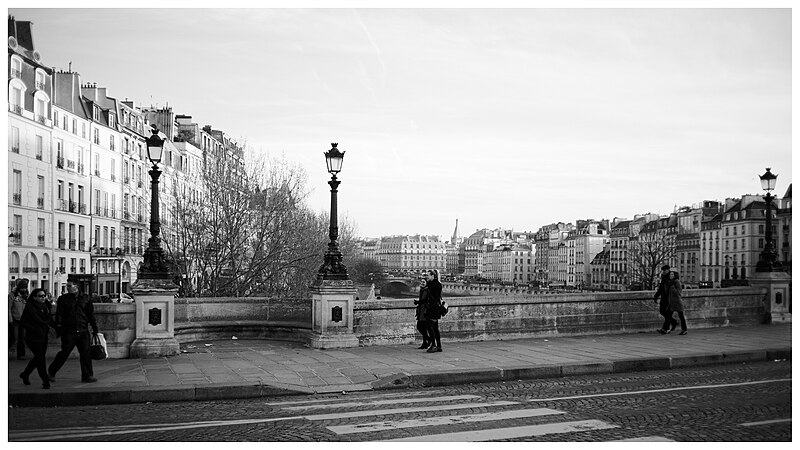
[739,418,792,427]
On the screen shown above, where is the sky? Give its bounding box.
[9,2,793,240]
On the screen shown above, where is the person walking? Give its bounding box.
[19,288,56,389]
[48,282,99,383]
[667,271,688,335]
[425,269,443,353]
[414,278,431,349]
[653,265,678,334]
[9,278,29,359]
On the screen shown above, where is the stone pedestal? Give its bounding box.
[749,271,792,324]
[130,278,180,358]
[308,279,359,349]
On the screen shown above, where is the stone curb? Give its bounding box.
[7,347,791,408]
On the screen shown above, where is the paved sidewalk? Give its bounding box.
[7,323,792,407]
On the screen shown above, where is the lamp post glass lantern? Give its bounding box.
[318,143,348,280]
[756,167,781,272]
[139,127,170,279]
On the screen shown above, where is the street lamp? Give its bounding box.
[138,127,170,279]
[318,143,348,280]
[756,168,782,272]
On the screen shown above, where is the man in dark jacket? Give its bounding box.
[48,282,99,382]
[653,264,677,334]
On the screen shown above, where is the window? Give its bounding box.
[109,113,115,128]
[10,56,22,78]
[37,218,46,247]
[72,118,77,134]
[12,170,22,205]
[35,70,46,90]
[35,135,43,160]
[109,135,115,151]
[94,226,100,248]
[93,128,100,144]
[82,123,86,139]
[37,176,45,208]
[10,126,20,153]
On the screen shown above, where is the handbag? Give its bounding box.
[440,301,448,317]
[90,332,108,360]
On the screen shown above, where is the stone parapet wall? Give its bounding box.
[90,288,768,358]
[353,288,768,346]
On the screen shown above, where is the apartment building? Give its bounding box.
[377,235,446,272]
[52,71,92,295]
[8,17,54,292]
[573,221,609,288]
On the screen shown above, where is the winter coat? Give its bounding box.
[9,292,26,321]
[653,273,671,316]
[668,279,684,313]
[21,299,54,344]
[415,286,430,321]
[54,293,98,335]
[425,279,443,321]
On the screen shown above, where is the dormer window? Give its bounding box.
[109,113,115,128]
[93,106,99,121]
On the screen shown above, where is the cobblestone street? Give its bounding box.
[9,360,791,442]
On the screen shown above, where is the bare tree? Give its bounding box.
[161,151,361,298]
[628,232,675,290]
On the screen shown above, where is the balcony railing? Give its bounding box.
[9,266,20,273]
[69,239,76,250]
[58,238,66,250]
[137,180,143,188]
[35,152,43,161]
[56,199,67,211]
[70,266,76,273]
[110,174,116,182]
[23,267,38,273]
[36,81,46,90]
[104,207,109,217]
[11,146,20,153]
[111,209,117,219]
[79,203,87,215]
[36,115,46,124]
[11,68,22,78]
[94,169,101,176]
[77,163,84,174]
[124,211,130,220]
[37,235,45,246]
[69,201,77,213]
[66,160,75,169]
[124,176,130,184]
[10,104,22,115]
[79,266,86,273]
[12,193,22,205]
[9,232,22,245]
[95,206,102,215]
[79,240,86,251]
[41,268,49,273]
[57,156,64,169]
[137,214,143,222]
[57,266,66,273]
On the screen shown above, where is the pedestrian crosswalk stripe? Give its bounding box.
[281,394,482,411]
[327,408,566,435]
[612,436,675,441]
[740,418,791,427]
[265,390,440,406]
[383,419,619,441]
[304,401,520,421]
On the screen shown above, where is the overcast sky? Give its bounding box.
[11,4,792,239]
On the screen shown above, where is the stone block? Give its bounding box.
[501,365,562,380]
[195,382,263,401]
[560,361,614,376]
[129,385,196,404]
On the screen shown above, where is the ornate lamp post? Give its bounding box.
[318,143,348,280]
[756,168,781,272]
[139,127,170,279]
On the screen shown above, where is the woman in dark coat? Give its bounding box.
[19,288,56,389]
[668,271,688,335]
[425,269,443,353]
[414,278,431,349]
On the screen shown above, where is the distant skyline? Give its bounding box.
[10,5,792,239]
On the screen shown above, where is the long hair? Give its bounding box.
[429,269,440,281]
[27,288,46,302]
